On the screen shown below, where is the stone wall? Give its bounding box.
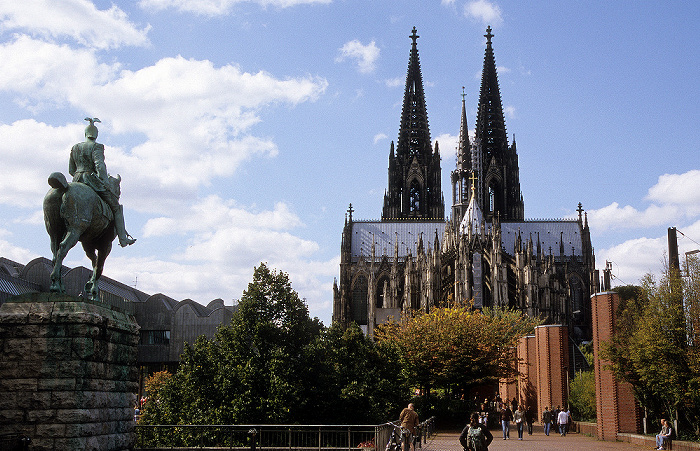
[0,293,139,450]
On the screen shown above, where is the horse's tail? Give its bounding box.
[48,172,69,191]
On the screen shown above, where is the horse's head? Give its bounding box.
[108,174,122,198]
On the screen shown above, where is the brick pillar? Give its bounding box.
[591,292,641,441]
[535,325,569,413]
[499,347,517,406]
[0,293,139,450]
[517,335,538,413]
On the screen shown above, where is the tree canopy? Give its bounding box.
[602,255,700,436]
[374,303,540,395]
[140,263,409,427]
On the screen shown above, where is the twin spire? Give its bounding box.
[383,26,522,224]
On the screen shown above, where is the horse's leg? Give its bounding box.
[83,243,98,296]
[88,241,112,302]
[50,228,81,293]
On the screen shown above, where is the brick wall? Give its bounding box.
[535,325,569,412]
[591,291,641,441]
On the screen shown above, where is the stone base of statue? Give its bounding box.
[0,293,139,451]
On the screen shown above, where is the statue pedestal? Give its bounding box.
[0,293,139,451]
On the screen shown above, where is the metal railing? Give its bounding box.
[135,417,436,451]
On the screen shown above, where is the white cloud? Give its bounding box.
[0,37,328,212]
[503,105,516,119]
[433,133,458,158]
[596,218,700,288]
[647,170,700,211]
[106,196,338,317]
[373,133,388,144]
[464,0,503,25]
[139,0,331,16]
[0,230,38,263]
[385,77,403,88]
[0,0,150,49]
[336,39,380,74]
[0,120,81,207]
[588,170,700,233]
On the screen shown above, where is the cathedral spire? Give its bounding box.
[382,27,444,221]
[476,25,508,170]
[473,26,524,221]
[396,26,431,162]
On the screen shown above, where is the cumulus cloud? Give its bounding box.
[0,0,150,49]
[0,37,328,211]
[596,218,700,288]
[139,0,331,16]
[385,77,403,88]
[647,170,700,211]
[464,0,503,25]
[433,133,459,158]
[336,39,380,74]
[0,120,82,207]
[588,170,700,233]
[108,196,338,317]
[373,133,388,145]
[592,171,700,287]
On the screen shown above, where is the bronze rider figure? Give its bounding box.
[69,118,136,247]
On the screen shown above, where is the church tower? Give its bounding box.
[451,89,472,226]
[382,27,445,221]
[473,26,524,221]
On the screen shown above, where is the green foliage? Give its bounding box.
[602,258,700,438]
[140,263,409,431]
[375,303,540,397]
[569,370,596,421]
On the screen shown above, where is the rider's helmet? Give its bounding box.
[84,117,101,139]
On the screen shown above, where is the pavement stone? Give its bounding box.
[419,430,653,451]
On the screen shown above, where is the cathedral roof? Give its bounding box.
[501,220,584,255]
[349,221,446,261]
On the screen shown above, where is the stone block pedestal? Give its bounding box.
[0,293,139,450]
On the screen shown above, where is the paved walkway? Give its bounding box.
[419,430,652,451]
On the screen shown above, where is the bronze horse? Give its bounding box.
[43,171,122,301]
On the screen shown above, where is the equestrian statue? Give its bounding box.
[43,118,136,301]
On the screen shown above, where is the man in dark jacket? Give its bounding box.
[460,412,493,451]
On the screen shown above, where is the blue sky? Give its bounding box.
[1,0,699,325]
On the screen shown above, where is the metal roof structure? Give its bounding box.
[350,218,584,262]
[350,221,446,261]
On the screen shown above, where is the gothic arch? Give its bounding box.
[408,179,422,214]
[375,272,391,308]
[350,272,369,325]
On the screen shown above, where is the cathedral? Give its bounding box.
[332,27,598,343]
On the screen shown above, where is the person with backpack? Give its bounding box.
[460,412,493,451]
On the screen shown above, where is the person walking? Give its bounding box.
[513,405,525,440]
[524,405,534,435]
[499,404,512,440]
[460,412,493,451]
[400,403,419,451]
[557,408,569,436]
[541,407,552,436]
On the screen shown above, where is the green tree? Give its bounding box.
[309,322,410,423]
[602,259,700,437]
[375,303,540,401]
[140,263,324,426]
[568,370,596,421]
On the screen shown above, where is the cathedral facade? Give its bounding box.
[333,27,597,343]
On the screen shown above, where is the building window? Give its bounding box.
[409,180,421,213]
[351,275,368,325]
[140,330,170,345]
